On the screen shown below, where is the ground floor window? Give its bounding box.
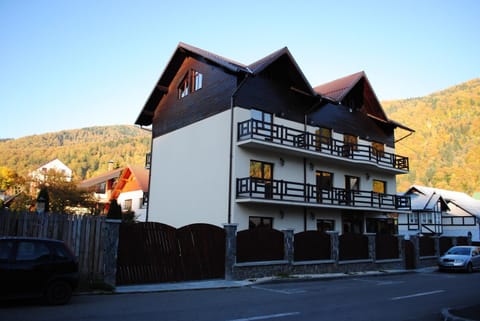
[366,218,397,234]
[317,219,335,232]
[249,216,273,229]
[342,213,363,234]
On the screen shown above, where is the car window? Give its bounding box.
[0,240,14,261]
[52,243,71,259]
[447,248,471,255]
[16,241,51,261]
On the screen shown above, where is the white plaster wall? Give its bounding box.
[148,110,231,227]
[117,190,147,222]
[442,225,480,242]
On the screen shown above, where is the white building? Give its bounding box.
[30,159,73,183]
[135,43,413,233]
[399,185,480,241]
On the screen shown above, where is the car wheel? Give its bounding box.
[45,280,72,305]
[466,263,473,273]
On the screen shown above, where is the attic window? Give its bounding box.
[178,69,203,99]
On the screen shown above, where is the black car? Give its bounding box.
[0,237,79,305]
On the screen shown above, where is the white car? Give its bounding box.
[438,246,480,273]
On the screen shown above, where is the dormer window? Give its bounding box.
[178,69,203,99]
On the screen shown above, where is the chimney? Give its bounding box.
[108,160,114,171]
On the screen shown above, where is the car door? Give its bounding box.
[472,248,480,269]
[13,240,53,296]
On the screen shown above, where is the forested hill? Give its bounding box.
[0,125,151,180]
[383,78,480,195]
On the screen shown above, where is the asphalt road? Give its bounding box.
[1,270,479,321]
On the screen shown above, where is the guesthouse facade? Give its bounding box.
[135,43,413,234]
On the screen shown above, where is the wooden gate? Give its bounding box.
[116,222,225,285]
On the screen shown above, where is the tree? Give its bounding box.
[34,168,96,214]
[106,199,122,219]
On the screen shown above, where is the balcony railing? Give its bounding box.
[237,119,409,171]
[237,177,411,211]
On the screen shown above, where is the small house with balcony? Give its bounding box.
[135,42,413,234]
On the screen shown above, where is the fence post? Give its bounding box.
[103,219,121,288]
[283,229,294,264]
[397,235,405,265]
[434,236,440,257]
[223,224,237,281]
[410,235,420,268]
[366,233,376,262]
[327,231,339,264]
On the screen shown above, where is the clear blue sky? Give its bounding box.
[1,0,479,138]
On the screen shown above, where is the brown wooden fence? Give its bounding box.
[376,234,399,260]
[116,222,225,285]
[339,233,369,260]
[294,231,331,261]
[236,228,284,263]
[0,209,109,283]
[419,236,436,256]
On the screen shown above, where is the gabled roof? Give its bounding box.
[247,47,316,96]
[110,165,149,200]
[135,43,318,126]
[78,168,123,189]
[405,185,480,218]
[314,71,414,132]
[406,187,447,212]
[135,42,251,126]
[314,71,365,102]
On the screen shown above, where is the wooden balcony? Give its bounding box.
[236,177,411,212]
[237,119,409,173]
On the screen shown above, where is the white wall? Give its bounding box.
[117,190,147,222]
[148,110,231,227]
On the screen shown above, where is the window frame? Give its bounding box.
[177,69,203,99]
[249,216,273,229]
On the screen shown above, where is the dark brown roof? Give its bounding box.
[314,71,365,101]
[78,168,123,188]
[135,43,318,126]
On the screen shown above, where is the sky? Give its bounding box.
[1,0,479,139]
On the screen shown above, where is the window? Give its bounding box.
[408,213,418,224]
[345,175,360,191]
[178,69,203,99]
[372,141,384,157]
[251,109,273,130]
[317,219,335,232]
[372,180,386,194]
[343,134,358,156]
[0,240,13,261]
[16,241,50,261]
[123,199,132,211]
[344,134,358,149]
[249,216,273,229]
[250,160,273,199]
[95,182,106,194]
[316,171,333,202]
[250,160,273,180]
[315,127,332,150]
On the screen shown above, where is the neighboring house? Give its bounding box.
[78,167,123,215]
[29,159,73,183]
[399,185,480,241]
[29,158,73,196]
[135,42,413,233]
[110,165,149,222]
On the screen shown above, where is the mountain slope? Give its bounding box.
[383,78,480,194]
[0,125,151,180]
